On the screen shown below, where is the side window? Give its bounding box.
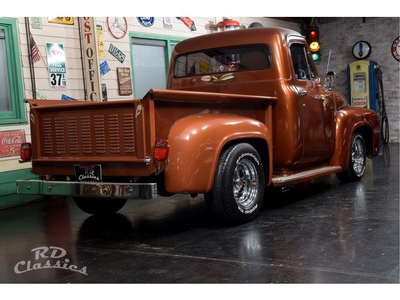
[290,43,316,80]
[0,18,25,125]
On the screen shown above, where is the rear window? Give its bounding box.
[174,45,272,78]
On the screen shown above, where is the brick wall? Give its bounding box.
[317,17,399,142]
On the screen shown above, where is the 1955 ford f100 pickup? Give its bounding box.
[17,27,380,225]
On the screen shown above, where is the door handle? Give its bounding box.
[298,90,308,97]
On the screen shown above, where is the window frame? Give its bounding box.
[0,18,26,125]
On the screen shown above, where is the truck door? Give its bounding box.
[290,43,335,162]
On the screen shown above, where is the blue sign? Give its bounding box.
[137,17,154,27]
[100,60,110,77]
[61,94,76,101]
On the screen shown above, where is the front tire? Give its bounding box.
[336,133,366,182]
[205,143,265,225]
[73,197,127,215]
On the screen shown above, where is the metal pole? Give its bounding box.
[24,17,36,99]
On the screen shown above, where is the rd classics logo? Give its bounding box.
[14,246,88,275]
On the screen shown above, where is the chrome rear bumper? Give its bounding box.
[16,180,157,199]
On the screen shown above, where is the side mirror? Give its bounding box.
[325,71,336,90]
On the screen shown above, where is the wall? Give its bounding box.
[317,17,399,142]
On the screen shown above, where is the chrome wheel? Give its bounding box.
[233,159,259,209]
[336,133,366,182]
[351,135,366,177]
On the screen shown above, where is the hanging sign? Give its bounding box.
[46,43,67,90]
[137,17,154,27]
[102,84,108,101]
[0,130,25,157]
[61,94,76,100]
[391,36,400,62]
[97,24,105,58]
[100,61,110,77]
[108,44,126,63]
[176,17,196,31]
[48,17,74,25]
[79,17,102,101]
[163,17,173,29]
[117,67,132,96]
[31,17,42,29]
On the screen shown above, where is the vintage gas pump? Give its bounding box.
[347,59,389,144]
[347,59,379,111]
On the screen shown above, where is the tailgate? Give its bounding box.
[27,99,155,177]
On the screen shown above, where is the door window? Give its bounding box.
[131,36,181,98]
[0,29,11,112]
[290,43,316,80]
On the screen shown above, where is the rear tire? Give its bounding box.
[73,197,127,215]
[381,116,389,144]
[336,133,366,182]
[205,143,265,225]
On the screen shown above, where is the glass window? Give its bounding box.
[290,43,316,80]
[131,36,182,98]
[174,45,272,78]
[0,18,25,125]
[0,29,12,112]
[132,40,167,99]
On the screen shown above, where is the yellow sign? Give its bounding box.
[199,60,210,74]
[97,25,105,58]
[48,17,74,25]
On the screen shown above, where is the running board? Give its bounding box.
[271,166,342,187]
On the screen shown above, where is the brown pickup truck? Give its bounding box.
[17,27,380,225]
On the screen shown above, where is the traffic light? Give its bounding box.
[306,26,321,62]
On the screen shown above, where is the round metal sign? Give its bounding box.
[391,36,400,62]
[137,17,155,27]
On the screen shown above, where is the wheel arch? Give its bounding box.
[354,125,375,157]
[329,108,380,169]
[219,137,270,185]
[164,114,272,194]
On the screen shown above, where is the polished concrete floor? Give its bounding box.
[0,144,398,284]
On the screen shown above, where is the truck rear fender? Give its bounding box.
[329,107,380,168]
[164,114,272,194]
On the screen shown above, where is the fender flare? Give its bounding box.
[164,114,272,194]
[330,107,380,168]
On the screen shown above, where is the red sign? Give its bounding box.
[0,130,26,157]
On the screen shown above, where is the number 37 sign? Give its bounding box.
[46,43,67,90]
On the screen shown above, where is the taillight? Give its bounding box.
[153,139,169,161]
[20,142,32,162]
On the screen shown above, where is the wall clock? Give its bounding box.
[352,41,372,59]
[106,17,128,39]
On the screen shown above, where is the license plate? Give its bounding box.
[74,164,102,182]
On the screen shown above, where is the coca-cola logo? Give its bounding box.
[2,135,23,145]
[0,130,25,157]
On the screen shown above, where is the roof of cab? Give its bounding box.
[173,27,303,54]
